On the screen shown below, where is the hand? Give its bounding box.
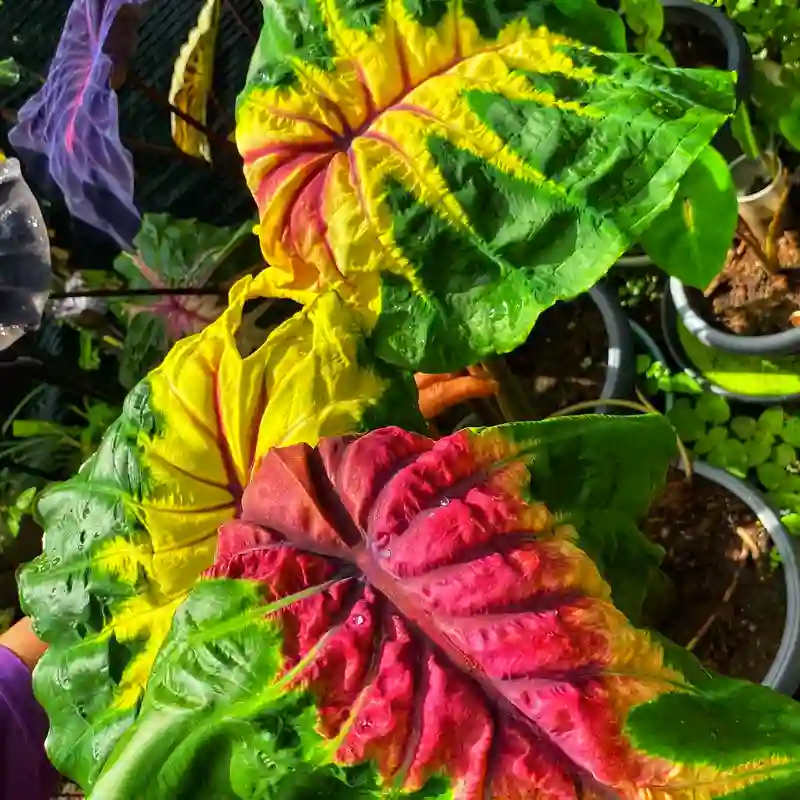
[0,618,48,671]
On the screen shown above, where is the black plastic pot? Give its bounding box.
[661,284,800,405]
[661,0,751,160]
[678,460,800,694]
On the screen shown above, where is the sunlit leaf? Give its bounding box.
[169,0,221,163]
[8,0,147,249]
[237,0,734,371]
[90,420,800,798]
[640,147,738,289]
[18,274,423,788]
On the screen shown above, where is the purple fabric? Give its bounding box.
[0,646,57,800]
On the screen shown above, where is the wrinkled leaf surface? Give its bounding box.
[237,0,734,370]
[18,275,422,787]
[91,420,800,798]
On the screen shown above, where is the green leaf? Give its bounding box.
[759,407,785,435]
[118,314,169,389]
[731,415,758,440]
[667,398,706,442]
[696,392,731,425]
[671,371,703,395]
[720,438,748,473]
[14,486,37,511]
[773,442,797,468]
[731,103,762,160]
[522,414,677,621]
[746,436,774,467]
[782,513,800,536]
[636,353,653,374]
[640,146,738,289]
[694,426,728,455]
[782,417,800,447]
[621,0,664,37]
[0,57,19,86]
[757,461,790,491]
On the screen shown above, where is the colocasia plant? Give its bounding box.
[13,0,800,797]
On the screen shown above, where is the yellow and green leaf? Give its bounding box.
[169,0,220,162]
[236,0,735,371]
[18,274,422,787]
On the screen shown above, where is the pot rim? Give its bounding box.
[669,277,800,357]
[678,459,800,694]
[589,283,635,410]
[729,152,784,204]
[661,284,800,404]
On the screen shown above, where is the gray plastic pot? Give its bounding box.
[669,277,800,359]
[677,460,800,694]
[586,284,635,412]
[663,281,800,405]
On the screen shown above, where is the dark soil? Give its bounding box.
[663,23,729,70]
[701,229,800,335]
[504,294,607,419]
[642,470,786,683]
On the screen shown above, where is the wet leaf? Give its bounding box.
[91,422,800,798]
[18,275,422,787]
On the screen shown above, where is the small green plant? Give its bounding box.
[661,380,800,533]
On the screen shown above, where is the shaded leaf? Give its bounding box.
[18,275,423,788]
[92,422,800,798]
[237,1,734,371]
[0,57,20,86]
[112,213,258,386]
[640,147,738,289]
[169,0,221,162]
[8,0,147,249]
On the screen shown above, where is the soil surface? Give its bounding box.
[702,228,800,335]
[642,470,786,683]
[663,23,729,70]
[504,294,607,419]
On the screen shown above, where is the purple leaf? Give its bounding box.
[9,0,147,249]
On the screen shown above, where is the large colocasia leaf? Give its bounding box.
[8,0,147,249]
[18,275,422,788]
[89,419,800,798]
[236,0,735,371]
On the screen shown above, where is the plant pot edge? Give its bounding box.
[590,283,635,411]
[678,459,800,695]
[662,283,800,404]
[669,277,800,358]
